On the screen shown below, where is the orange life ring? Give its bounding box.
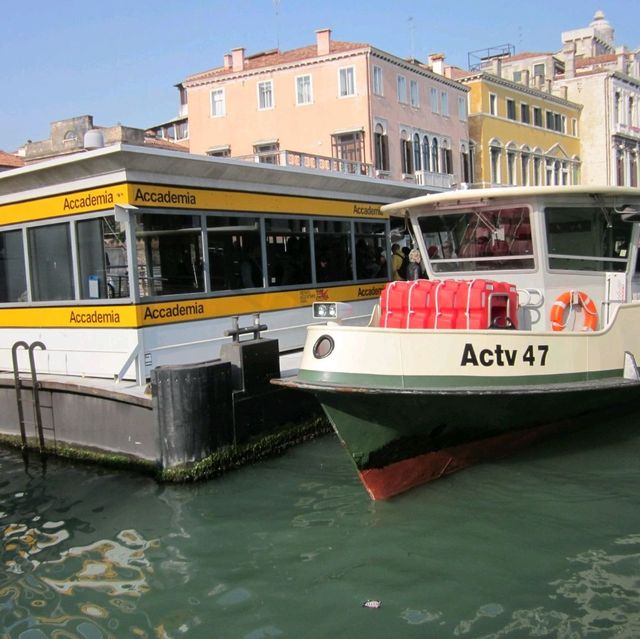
[550,290,598,332]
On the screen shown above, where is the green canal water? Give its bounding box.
[2,412,640,638]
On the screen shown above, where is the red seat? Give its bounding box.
[407,279,438,328]
[379,281,410,328]
[434,280,462,329]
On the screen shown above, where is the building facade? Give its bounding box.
[181,30,470,189]
[458,71,582,186]
[482,11,640,186]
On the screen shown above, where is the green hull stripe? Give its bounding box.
[297,368,623,389]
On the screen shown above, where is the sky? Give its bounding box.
[1,0,639,152]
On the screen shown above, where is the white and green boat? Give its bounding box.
[274,186,640,499]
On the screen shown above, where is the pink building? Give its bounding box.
[181,29,470,189]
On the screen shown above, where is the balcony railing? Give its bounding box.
[233,149,454,188]
[414,170,454,189]
[615,122,640,139]
[234,150,376,178]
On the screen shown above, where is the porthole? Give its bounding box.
[313,335,334,359]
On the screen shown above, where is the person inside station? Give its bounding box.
[391,243,406,280]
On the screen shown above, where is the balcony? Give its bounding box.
[615,122,640,140]
[414,170,454,189]
[234,150,376,178]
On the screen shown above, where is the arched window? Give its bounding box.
[460,143,470,183]
[374,123,389,172]
[520,145,530,186]
[489,139,502,184]
[532,148,543,186]
[431,137,439,173]
[441,139,452,175]
[400,130,413,175]
[422,136,430,172]
[506,142,517,185]
[413,133,422,171]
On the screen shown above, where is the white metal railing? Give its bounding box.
[234,150,376,178]
[414,170,454,189]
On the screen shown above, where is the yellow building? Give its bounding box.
[459,72,582,186]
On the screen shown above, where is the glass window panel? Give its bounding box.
[418,207,535,273]
[0,229,27,303]
[135,213,204,297]
[354,222,387,280]
[265,218,311,286]
[28,223,74,301]
[314,220,352,283]
[545,206,631,272]
[77,216,128,299]
[206,215,262,290]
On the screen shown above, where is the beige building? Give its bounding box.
[180,29,470,189]
[481,11,640,186]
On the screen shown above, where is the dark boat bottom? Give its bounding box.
[358,418,581,500]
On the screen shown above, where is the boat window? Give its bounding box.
[545,206,631,272]
[135,213,204,297]
[28,223,75,301]
[314,220,352,283]
[417,207,535,273]
[0,229,27,303]
[77,216,128,299]
[265,218,311,286]
[354,221,387,279]
[207,215,263,290]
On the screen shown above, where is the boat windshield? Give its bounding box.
[417,206,534,273]
[545,205,631,272]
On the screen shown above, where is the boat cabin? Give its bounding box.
[381,186,640,332]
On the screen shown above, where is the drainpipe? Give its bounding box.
[365,50,372,171]
[604,74,611,184]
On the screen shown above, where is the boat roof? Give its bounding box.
[381,185,640,215]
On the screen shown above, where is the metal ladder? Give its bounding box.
[11,341,50,453]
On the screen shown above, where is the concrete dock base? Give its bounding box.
[0,342,328,481]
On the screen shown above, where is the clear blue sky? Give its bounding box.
[1,0,639,152]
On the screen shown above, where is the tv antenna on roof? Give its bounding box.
[273,0,281,50]
[408,17,415,59]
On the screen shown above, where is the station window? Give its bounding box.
[354,221,387,280]
[207,215,263,290]
[265,218,311,286]
[135,213,204,297]
[28,223,74,301]
[314,220,352,283]
[0,229,27,303]
[77,216,128,299]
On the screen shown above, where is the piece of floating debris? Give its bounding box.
[362,600,382,609]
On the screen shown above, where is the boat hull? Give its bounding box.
[283,378,640,499]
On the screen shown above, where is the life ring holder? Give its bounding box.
[550,290,598,332]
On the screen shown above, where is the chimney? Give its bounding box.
[429,53,445,75]
[316,28,331,56]
[563,42,576,79]
[522,69,530,87]
[494,58,502,78]
[223,53,232,70]
[232,47,245,72]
